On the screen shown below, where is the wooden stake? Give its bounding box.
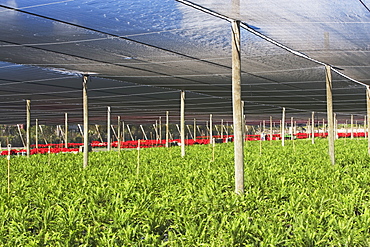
[281,107,285,147]
[325,65,335,165]
[65,113,68,148]
[166,111,169,148]
[26,100,30,157]
[180,90,185,157]
[312,112,315,144]
[137,139,140,178]
[7,144,11,196]
[232,20,244,194]
[117,116,121,151]
[107,106,111,151]
[83,75,89,168]
[210,114,213,145]
[35,119,38,149]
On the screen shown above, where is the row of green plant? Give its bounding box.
[1,138,370,246]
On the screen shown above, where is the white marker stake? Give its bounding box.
[137,139,141,178]
[7,144,11,196]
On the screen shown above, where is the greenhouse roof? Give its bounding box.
[0,0,369,125]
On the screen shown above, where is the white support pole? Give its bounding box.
[312,112,315,144]
[291,117,294,141]
[65,112,68,149]
[193,118,197,141]
[95,124,104,143]
[351,114,354,139]
[117,116,121,150]
[325,65,335,165]
[17,124,26,148]
[231,20,244,194]
[221,119,224,140]
[140,125,148,140]
[367,86,370,155]
[270,116,273,142]
[78,124,84,136]
[26,100,31,157]
[281,107,285,147]
[159,116,162,142]
[83,74,89,168]
[127,124,134,141]
[180,90,185,157]
[186,125,194,140]
[39,125,48,145]
[111,125,118,141]
[122,121,125,143]
[35,119,39,149]
[166,111,169,148]
[107,106,111,151]
[209,114,213,145]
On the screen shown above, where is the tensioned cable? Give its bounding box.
[175,0,367,88]
[358,0,370,12]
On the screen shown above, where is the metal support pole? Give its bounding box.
[232,20,244,194]
[117,116,121,150]
[291,117,294,141]
[180,90,185,157]
[325,65,335,165]
[83,74,89,168]
[26,100,31,157]
[166,111,169,147]
[221,119,224,140]
[122,121,125,143]
[159,116,162,142]
[65,112,68,148]
[281,107,285,147]
[35,119,38,149]
[210,114,213,145]
[193,118,197,141]
[107,106,111,151]
[351,114,354,139]
[95,124,104,143]
[312,112,315,144]
[140,125,148,140]
[270,116,273,142]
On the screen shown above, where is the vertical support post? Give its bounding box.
[366,86,370,155]
[270,116,273,142]
[231,20,244,194]
[117,116,121,150]
[281,107,285,147]
[83,74,89,168]
[210,114,213,145]
[107,106,111,151]
[325,65,335,165]
[291,117,294,140]
[351,114,354,139]
[312,111,315,144]
[26,99,31,157]
[166,111,169,147]
[158,117,162,142]
[193,118,197,141]
[180,90,185,157]
[65,113,68,148]
[122,121,125,143]
[35,119,39,149]
[221,119,224,140]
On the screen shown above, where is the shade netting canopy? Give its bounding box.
[0,0,369,125]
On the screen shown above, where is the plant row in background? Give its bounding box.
[1,138,370,246]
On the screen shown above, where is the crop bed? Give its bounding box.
[1,139,370,246]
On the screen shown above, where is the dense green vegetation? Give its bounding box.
[1,138,370,246]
